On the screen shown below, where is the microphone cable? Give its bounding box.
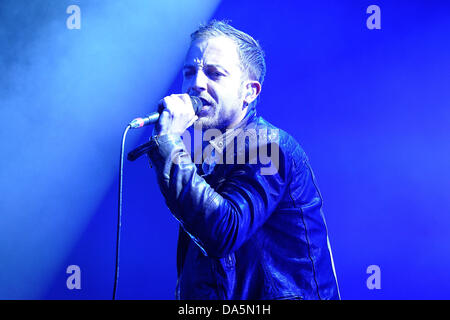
[112,96,201,299]
[113,124,131,300]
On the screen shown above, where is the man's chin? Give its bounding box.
[193,107,215,128]
[194,116,222,131]
[194,117,213,129]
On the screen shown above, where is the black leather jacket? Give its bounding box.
[146,109,340,300]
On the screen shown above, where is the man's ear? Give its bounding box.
[243,80,262,105]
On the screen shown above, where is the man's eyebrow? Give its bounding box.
[183,63,230,74]
[207,64,230,74]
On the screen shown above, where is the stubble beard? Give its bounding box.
[194,104,220,131]
[195,88,245,132]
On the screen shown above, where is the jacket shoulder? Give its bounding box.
[253,116,308,167]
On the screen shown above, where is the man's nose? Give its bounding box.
[190,71,208,94]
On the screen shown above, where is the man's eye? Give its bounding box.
[183,71,194,78]
[208,71,223,79]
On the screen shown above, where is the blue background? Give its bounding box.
[1,0,449,299]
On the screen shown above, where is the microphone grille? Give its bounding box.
[190,96,203,114]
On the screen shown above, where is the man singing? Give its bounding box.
[145,20,340,300]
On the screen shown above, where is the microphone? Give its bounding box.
[129,96,203,129]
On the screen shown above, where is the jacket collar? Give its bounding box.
[208,107,257,154]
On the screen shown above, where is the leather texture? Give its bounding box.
[146,110,340,300]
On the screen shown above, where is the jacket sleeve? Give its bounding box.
[147,133,289,258]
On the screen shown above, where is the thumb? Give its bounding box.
[186,115,199,129]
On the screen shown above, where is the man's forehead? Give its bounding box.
[184,36,241,68]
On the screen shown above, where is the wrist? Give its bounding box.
[153,127,183,138]
[152,126,169,137]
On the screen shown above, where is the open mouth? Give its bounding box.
[198,97,212,107]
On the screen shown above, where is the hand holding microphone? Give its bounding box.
[129,95,203,134]
[120,97,204,300]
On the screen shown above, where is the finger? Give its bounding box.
[186,115,198,129]
[174,94,195,113]
[162,96,178,115]
[158,109,171,125]
[174,93,190,103]
[158,97,169,113]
